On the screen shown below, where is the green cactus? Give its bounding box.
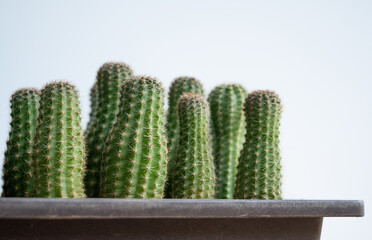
[170,94,215,199]
[2,88,40,197]
[208,84,247,199]
[84,82,98,137]
[85,62,133,197]
[31,81,86,198]
[100,76,168,198]
[164,77,204,198]
[234,90,282,200]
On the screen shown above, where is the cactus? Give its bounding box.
[84,82,98,137]
[31,81,86,198]
[164,77,204,198]
[85,62,133,197]
[170,94,215,199]
[100,76,168,198]
[208,84,247,199]
[234,90,282,200]
[2,88,40,197]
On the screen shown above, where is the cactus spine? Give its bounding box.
[85,62,133,197]
[32,81,86,198]
[2,89,40,197]
[234,90,282,200]
[170,94,215,199]
[208,84,247,199]
[164,77,204,198]
[100,76,168,198]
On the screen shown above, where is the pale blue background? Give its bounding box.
[0,0,371,238]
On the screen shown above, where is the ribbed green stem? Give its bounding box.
[208,84,247,199]
[100,76,168,198]
[2,88,40,197]
[32,81,86,198]
[171,94,215,199]
[234,90,282,199]
[85,62,133,197]
[164,77,204,198]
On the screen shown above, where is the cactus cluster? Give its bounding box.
[208,84,247,199]
[100,76,168,198]
[234,90,282,200]
[2,62,283,200]
[2,88,40,197]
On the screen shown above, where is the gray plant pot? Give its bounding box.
[0,198,364,240]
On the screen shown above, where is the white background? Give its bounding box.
[0,1,371,239]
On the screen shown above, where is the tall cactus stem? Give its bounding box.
[100,76,168,198]
[170,94,215,199]
[2,88,40,197]
[164,77,204,198]
[31,81,86,198]
[234,90,283,200]
[85,62,133,197]
[208,84,247,199]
